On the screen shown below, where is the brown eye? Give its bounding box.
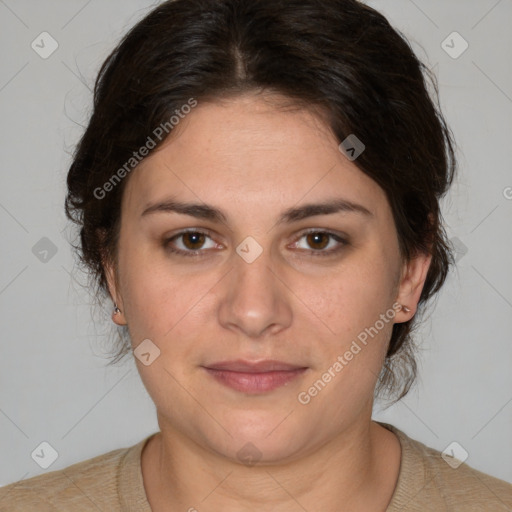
[181,232,206,250]
[164,230,217,257]
[305,232,330,250]
[293,230,348,257]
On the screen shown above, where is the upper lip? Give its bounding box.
[203,359,307,373]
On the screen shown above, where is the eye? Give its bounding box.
[164,229,218,257]
[163,229,348,258]
[291,230,348,257]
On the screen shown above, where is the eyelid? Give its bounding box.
[164,228,221,256]
[163,228,348,257]
[292,228,348,242]
[288,229,348,256]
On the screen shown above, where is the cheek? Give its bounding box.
[302,249,398,401]
[118,243,220,353]
[117,236,174,339]
[317,253,398,337]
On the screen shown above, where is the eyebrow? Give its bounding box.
[141,197,373,224]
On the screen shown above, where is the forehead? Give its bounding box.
[122,94,387,220]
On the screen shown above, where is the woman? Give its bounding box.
[1,0,511,510]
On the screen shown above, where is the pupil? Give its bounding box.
[184,232,204,249]
[308,233,328,250]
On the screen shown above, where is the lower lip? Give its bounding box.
[203,368,308,394]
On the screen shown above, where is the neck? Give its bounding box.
[142,416,401,512]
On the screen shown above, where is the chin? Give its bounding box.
[213,433,307,466]
[197,410,315,465]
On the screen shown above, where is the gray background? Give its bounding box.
[0,0,511,488]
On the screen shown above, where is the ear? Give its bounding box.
[98,228,127,326]
[394,249,432,323]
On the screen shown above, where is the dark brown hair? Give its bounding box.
[65,0,456,401]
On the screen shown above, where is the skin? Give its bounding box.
[104,91,432,511]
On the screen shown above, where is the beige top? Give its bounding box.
[1,423,511,511]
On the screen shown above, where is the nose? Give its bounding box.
[217,244,293,339]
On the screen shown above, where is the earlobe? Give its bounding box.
[107,270,127,326]
[112,302,126,325]
[105,265,127,326]
[98,230,127,326]
[395,250,432,322]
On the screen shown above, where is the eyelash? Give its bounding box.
[163,229,348,258]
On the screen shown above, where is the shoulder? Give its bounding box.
[0,438,144,512]
[381,422,512,511]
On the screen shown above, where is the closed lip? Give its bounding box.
[202,359,307,373]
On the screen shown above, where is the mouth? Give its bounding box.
[201,359,309,394]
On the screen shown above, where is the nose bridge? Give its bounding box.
[237,242,274,289]
[218,238,292,337]
[232,239,278,307]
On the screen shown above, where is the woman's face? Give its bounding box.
[106,92,430,463]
